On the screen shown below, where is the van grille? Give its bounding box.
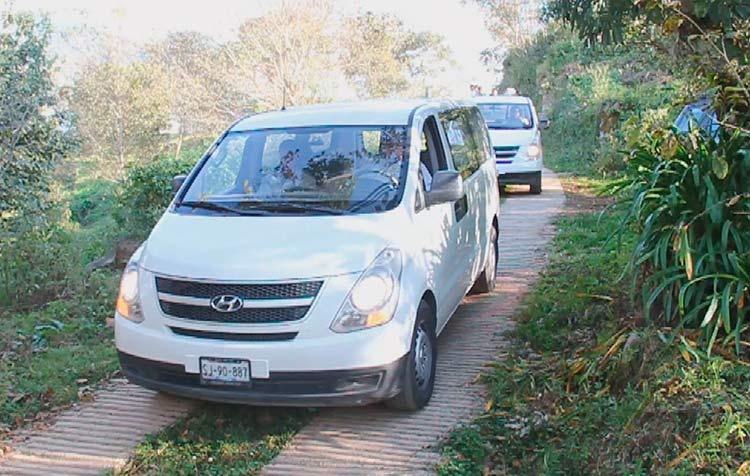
[155,276,321,324]
[494,145,520,163]
[159,301,309,324]
[155,277,321,300]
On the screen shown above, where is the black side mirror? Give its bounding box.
[172,175,187,194]
[539,116,550,130]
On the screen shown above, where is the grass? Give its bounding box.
[116,405,314,475]
[0,270,120,432]
[437,204,750,475]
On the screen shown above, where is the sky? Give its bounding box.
[18,0,497,95]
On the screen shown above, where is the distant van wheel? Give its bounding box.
[386,300,436,411]
[470,224,498,294]
[530,172,542,195]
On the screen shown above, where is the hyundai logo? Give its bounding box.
[210,295,243,313]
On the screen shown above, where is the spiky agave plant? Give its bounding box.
[609,128,750,354]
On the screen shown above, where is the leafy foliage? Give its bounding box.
[144,32,241,141]
[342,11,451,98]
[0,10,76,308]
[115,153,199,237]
[544,0,750,46]
[71,60,170,175]
[118,405,313,475]
[609,129,750,353]
[0,270,119,430]
[439,207,750,475]
[0,11,72,221]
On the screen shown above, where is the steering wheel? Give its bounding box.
[354,169,398,188]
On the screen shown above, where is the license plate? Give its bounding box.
[199,357,251,386]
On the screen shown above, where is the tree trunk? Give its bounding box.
[174,127,183,161]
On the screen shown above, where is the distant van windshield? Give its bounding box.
[477,103,534,130]
[180,125,409,214]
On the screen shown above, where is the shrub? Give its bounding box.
[115,153,202,236]
[69,179,117,226]
[611,129,750,353]
[0,216,78,309]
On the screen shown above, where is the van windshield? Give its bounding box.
[477,103,534,130]
[178,125,409,215]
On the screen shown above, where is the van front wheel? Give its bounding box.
[469,224,498,294]
[385,301,436,411]
[530,172,542,194]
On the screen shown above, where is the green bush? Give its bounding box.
[69,179,117,226]
[611,129,750,352]
[0,217,78,308]
[115,156,197,236]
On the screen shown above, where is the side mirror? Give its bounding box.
[426,170,464,206]
[172,175,187,194]
[539,116,550,130]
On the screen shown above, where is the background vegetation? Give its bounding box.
[440,0,750,474]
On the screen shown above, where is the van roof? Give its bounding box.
[471,95,531,105]
[230,99,471,131]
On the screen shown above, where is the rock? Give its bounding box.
[114,238,142,268]
[85,238,142,273]
[598,101,622,137]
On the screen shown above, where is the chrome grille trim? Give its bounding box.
[157,292,314,308]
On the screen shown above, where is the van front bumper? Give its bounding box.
[497,170,541,186]
[119,351,407,406]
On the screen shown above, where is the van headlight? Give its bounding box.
[331,248,402,333]
[116,261,144,323]
[526,144,541,159]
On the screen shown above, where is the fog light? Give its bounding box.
[334,374,382,393]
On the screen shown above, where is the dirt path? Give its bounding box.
[0,170,563,476]
[263,170,564,475]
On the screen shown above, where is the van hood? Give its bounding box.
[140,211,398,281]
[488,128,536,147]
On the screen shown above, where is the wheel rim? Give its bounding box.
[414,324,433,389]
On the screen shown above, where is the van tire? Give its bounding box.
[385,300,436,411]
[530,172,542,195]
[469,224,498,294]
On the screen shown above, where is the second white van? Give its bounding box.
[472,94,547,194]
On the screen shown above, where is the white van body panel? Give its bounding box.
[142,211,401,281]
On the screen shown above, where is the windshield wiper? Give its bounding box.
[243,201,345,215]
[180,201,271,216]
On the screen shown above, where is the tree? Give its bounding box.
[71,60,170,176]
[471,0,543,75]
[0,11,72,223]
[544,0,750,128]
[341,12,451,98]
[227,0,339,110]
[145,32,248,158]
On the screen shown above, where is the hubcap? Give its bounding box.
[414,325,433,389]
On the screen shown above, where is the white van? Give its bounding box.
[472,95,547,194]
[115,100,500,410]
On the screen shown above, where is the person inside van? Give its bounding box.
[510,105,532,128]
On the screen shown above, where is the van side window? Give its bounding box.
[467,107,493,163]
[439,107,483,178]
[416,116,448,211]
